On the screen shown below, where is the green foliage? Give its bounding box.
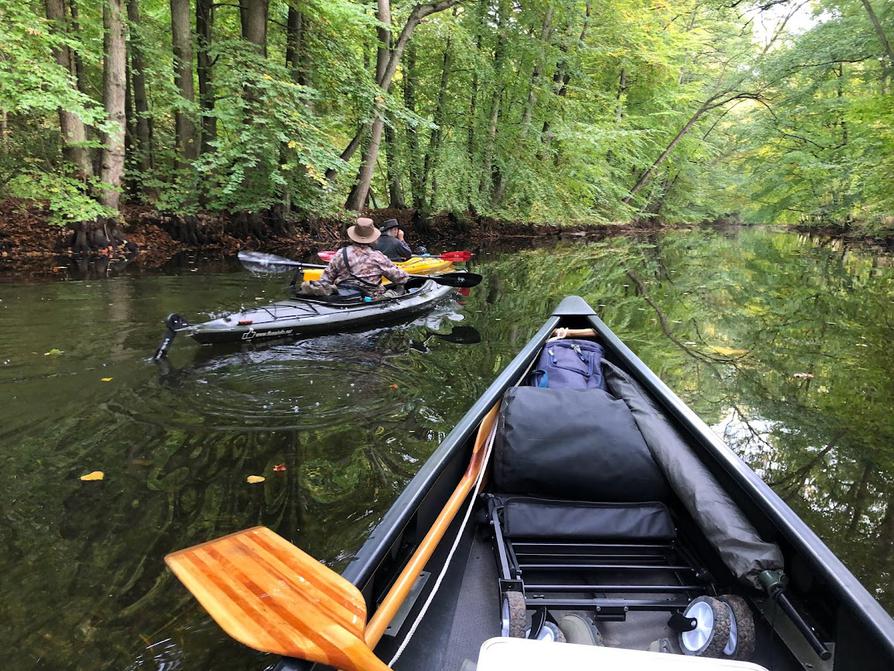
[0,0,891,228]
[710,1,894,230]
[8,171,113,225]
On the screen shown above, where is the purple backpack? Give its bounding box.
[529,339,605,390]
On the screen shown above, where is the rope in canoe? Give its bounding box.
[387,417,498,667]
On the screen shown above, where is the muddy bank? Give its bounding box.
[0,199,646,277]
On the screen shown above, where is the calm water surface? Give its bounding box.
[1,228,892,670]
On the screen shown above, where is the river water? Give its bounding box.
[1,227,892,670]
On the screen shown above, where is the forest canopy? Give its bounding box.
[0,0,891,230]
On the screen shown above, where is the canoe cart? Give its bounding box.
[165,296,894,671]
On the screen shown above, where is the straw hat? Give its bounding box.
[347,217,381,244]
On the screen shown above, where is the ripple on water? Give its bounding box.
[114,328,459,432]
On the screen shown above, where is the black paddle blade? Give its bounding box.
[426,272,482,288]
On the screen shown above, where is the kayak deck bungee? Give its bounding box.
[165,296,894,671]
[154,278,454,352]
[301,256,453,284]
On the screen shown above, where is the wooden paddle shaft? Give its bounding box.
[363,402,501,647]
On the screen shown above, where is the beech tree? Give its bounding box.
[100,0,127,210]
[171,0,197,161]
[0,0,891,233]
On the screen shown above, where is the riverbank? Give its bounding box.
[4,198,892,278]
[0,198,643,276]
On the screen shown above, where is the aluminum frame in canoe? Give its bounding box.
[276,296,894,671]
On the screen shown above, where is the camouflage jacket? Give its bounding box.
[319,245,409,291]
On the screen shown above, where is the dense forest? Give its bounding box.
[0,0,892,247]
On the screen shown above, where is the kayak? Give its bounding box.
[302,256,453,283]
[166,296,894,671]
[154,278,454,349]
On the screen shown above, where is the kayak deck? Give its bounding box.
[182,279,454,344]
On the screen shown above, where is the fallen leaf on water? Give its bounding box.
[272,463,287,473]
[80,471,104,481]
[246,475,266,484]
[44,348,64,356]
[100,377,113,382]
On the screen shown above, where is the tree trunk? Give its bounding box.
[622,91,749,204]
[171,0,198,162]
[68,0,88,96]
[346,111,384,211]
[859,0,894,82]
[345,0,391,211]
[493,6,553,206]
[466,0,487,206]
[384,120,406,208]
[45,0,93,178]
[480,0,509,199]
[196,0,216,153]
[127,0,153,173]
[240,0,268,57]
[101,0,127,210]
[519,7,554,135]
[404,42,424,208]
[338,0,464,192]
[422,38,453,209]
[125,50,134,171]
[286,3,306,85]
[542,2,590,159]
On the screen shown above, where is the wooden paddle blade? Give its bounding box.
[165,527,389,671]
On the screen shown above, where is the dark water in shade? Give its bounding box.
[1,228,892,670]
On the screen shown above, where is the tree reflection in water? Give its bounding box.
[0,228,891,670]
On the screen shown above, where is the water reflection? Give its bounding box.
[0,228,891,670]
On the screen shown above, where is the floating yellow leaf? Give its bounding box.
[246,475,266,484]
[100,377,113,382]
[80,471,104,481]
[44,348,64,356]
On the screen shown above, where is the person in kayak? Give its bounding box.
[301,217,409,297]
[374,219,413,261]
